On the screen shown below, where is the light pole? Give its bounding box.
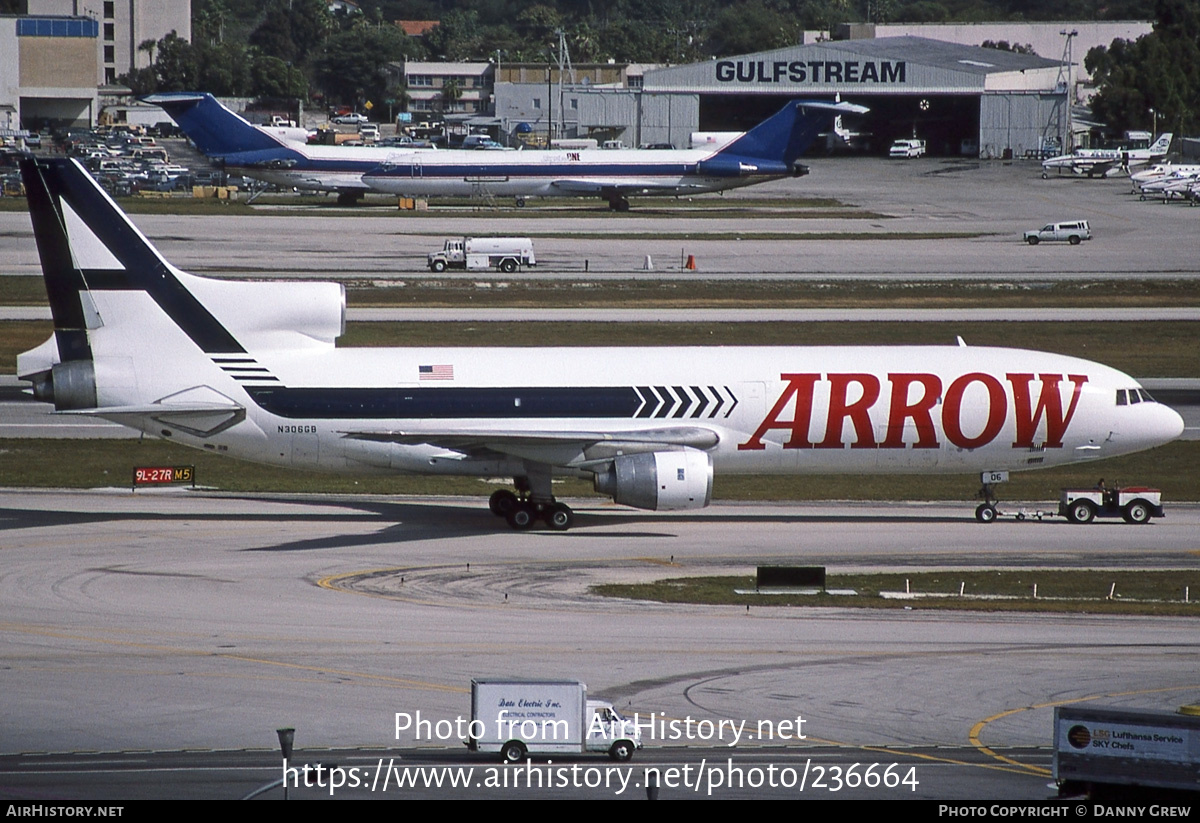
[1060,29,1078,151]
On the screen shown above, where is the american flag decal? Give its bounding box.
[419,364,454,381]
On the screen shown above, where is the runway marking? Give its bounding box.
[0,621,465,695]
[968,684,1200,776]
[647,711,1044,778]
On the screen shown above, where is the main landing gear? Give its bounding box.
[488,474,575,531]
[606,195,630,212]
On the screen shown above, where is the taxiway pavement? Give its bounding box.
[1,490,1197,799]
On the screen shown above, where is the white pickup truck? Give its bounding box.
[1023,220,1092,245]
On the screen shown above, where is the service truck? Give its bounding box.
[466,679,641,763]
[1054,705,1200,799]
[428,237,536,273]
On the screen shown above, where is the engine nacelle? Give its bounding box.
[31,360,98,410]
[593,449,713,511]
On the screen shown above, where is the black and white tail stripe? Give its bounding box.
[633,385,738,419]
[212,356,280,384]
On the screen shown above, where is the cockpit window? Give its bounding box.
[1130,389,1142,404]
[1116,389,1128,406]
[1138,388,1156,403]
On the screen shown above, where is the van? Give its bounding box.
[889,139,926,158]
[1023,220,1092,245]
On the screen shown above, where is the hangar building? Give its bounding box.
[495,37,1068,158]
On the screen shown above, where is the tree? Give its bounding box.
[706,2,802,58]
[314,25,422,107]
[1086,0,1200,136]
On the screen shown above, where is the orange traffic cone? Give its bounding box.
[685,254,696,270]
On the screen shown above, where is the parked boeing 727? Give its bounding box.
[360,99,866,210]
[148,92,865,210]
[17,158,1184,530]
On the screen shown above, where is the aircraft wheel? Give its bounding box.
[1067,500,1096,524]
[545,502,574,531]
[515,196,526,208]
[1123,500,1152,525]
[975,503,997,523]
[615,198,630,212]
[489,489,518,517]
[1026,236,1039,245]
[1041,172,1048,179]
[506,502,536,530]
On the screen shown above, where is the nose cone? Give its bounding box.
[1128,401,1186,450]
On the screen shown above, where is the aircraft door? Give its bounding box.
[291,429,320,468]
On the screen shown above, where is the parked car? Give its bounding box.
[1023,220,1092,245]
[333,113,368,125]
[889,138,926,158]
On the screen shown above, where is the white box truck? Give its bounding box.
[466,679,641,763]
[428,237,536,273]
[1054,705,1200,799]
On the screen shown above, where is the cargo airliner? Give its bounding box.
[17,158,1184,530]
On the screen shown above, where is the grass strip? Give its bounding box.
[592,571,1200,616]
[8,277,1200,310]
[0,439,1193,500]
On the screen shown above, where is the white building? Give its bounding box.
[397,61,494,114]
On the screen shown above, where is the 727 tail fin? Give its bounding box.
[717,99,870,168]
[142,92,287,158]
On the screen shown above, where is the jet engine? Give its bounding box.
[593,449,713,511]
[30,360,97,410]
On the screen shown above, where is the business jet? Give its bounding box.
[1041,133,1173,179]
[145,92,432,204]
[363,98,866,210]
[17,158,1184,530]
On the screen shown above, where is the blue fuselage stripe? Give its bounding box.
[246,386,642,419]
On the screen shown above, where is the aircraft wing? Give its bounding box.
[342,426,719,467]
[549,179,710,196]
[1083,159,1119,176]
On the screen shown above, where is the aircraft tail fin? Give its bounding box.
[1149,133,1173,154]
[19,157,246,375]
[143,92,286,158]
[717,99,869,167]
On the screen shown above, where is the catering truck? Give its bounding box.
[428,237,536,273]
[1054,705,1200,799]
[466,679,641,763]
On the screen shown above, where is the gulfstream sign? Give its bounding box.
[715,59,906,84]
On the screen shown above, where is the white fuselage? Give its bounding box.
[75,283,1181,481]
